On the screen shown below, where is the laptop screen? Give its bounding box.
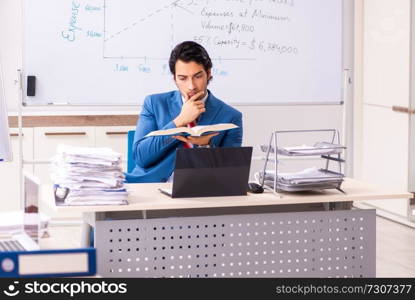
[23,173,40,243]
[172,147,253,198]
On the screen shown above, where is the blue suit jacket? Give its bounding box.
[126,90,243,183]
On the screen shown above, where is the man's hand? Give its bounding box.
[173,91,206,127]
[173,132,219,146]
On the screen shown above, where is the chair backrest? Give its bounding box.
[127,130,136,173]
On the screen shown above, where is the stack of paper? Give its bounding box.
[0,211,49,238]
[261,142,345,156]
[258,168,341,183]
[277,167,343,185]
[277,142,345,156]
[51,144,128,206]
[256,167,344,192]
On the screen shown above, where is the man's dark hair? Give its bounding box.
[169,41,213,76]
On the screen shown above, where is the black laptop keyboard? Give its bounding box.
[0,240,25,252]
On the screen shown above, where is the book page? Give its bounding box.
[192,123,238,136]
[146,123,238,137]
[145,127,192,137]
[191,125,211,136]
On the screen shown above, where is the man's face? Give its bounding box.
[174,60,211,101]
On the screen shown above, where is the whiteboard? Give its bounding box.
[23,0,345,105]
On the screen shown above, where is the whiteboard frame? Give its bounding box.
[21,0,354,107]
[342,0,355,178]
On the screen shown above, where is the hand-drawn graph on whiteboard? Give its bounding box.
[23,0,344,105]
[104,0,267,61]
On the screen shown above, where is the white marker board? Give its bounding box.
[23,0,347,105]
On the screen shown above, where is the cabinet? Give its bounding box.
[95,126,135,172]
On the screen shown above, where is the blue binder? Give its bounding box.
[0,248,96,277]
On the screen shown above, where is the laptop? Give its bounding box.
[0,172,40,252]
[159,147,253,198]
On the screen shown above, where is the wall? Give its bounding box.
[359,0,411,218]
[1,0,346,129]
[0,0,22,113]
[0,0,347,187]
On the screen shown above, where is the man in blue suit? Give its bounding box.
[126,41,243,183]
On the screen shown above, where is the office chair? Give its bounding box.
[127,130,136,173]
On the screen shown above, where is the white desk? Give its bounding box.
[43,178,411,212]
[42,178,412,278]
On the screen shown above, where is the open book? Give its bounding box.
[145,123,238,137]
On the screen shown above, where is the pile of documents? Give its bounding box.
[261,142,345,156]
[51,144,128,205]
[256,167,344,192]
[0,211,50,238]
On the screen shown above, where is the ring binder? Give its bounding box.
[0,248,96,277]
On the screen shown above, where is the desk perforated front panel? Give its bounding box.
[95,209,376,278]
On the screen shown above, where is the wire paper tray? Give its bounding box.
[259,129,346,194]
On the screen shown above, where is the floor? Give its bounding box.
[376,216,415,277]
[41,216,415,277]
